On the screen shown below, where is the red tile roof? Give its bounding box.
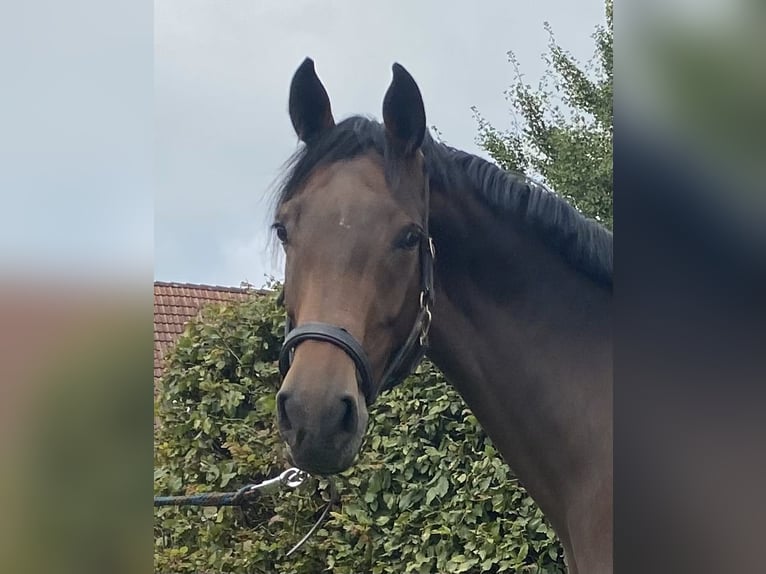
[153,281,266,380]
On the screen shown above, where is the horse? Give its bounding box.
[272,58,612,574]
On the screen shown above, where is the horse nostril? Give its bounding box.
[277,391,292,431]
[340,395,357,434]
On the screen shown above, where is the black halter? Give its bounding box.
[278,179,435,406]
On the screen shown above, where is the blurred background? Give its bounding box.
[1,0,763,572]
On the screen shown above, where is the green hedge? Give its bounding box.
[154,287,564,573]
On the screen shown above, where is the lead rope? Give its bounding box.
[154,468,337,557]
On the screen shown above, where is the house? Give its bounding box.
[153,281,261,382]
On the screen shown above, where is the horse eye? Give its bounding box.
[398,228,421,250]
[274,223,288,244]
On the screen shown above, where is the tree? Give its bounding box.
[473,0,613,229]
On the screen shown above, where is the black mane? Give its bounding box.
[274,116,613,287]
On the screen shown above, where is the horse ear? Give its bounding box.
[288,58,335,143]
[382,63,426,157]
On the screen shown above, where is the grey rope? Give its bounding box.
[154,468,307,507]
[154,467,337,556]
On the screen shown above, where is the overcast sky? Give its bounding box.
[154,0,606,288]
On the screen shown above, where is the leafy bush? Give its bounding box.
[154,287,564,573]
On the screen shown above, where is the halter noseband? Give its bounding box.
[278,179,435,406]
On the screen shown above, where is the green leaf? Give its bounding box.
[435,474,449,497]
[518,542,529,562]
[454,557,479,573]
